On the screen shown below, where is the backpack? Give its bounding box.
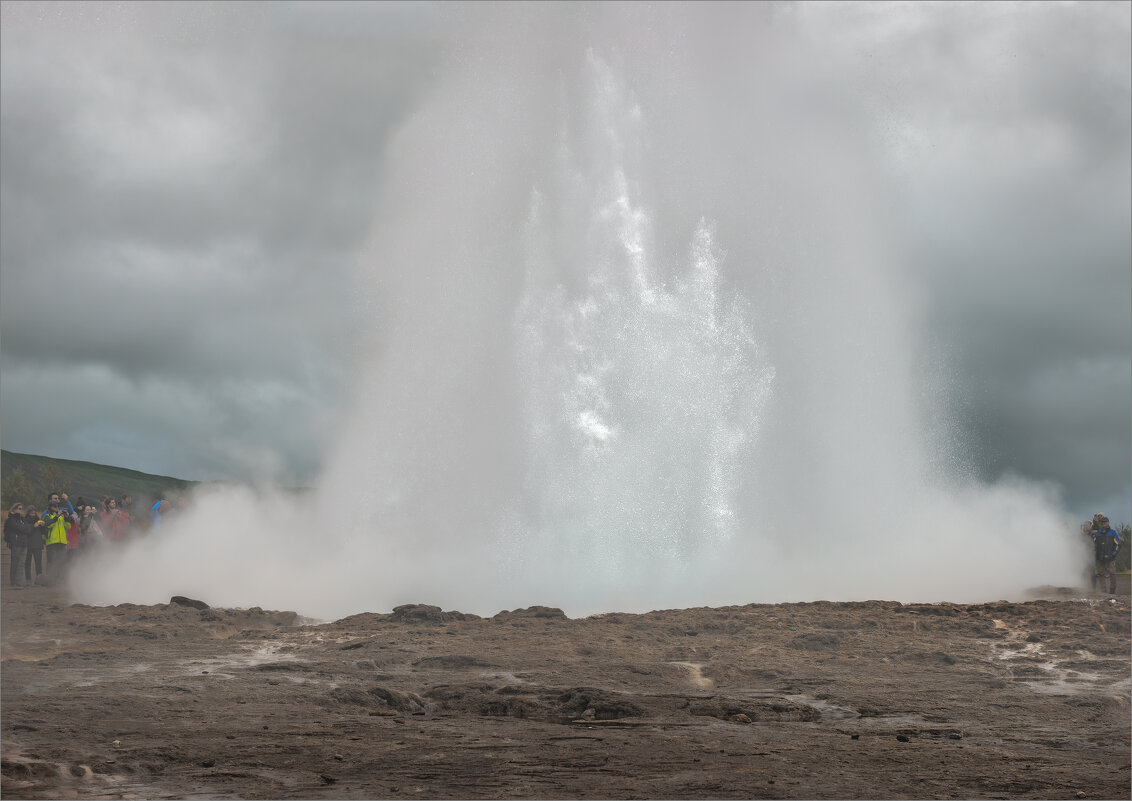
[1095,530,1119,561]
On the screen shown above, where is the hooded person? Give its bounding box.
[1092,516,1122,594]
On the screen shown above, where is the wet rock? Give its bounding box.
[323,686,427,714]
[367,687,428,713]
[0,760,59,780]
[493,601,566,624]
[896,604,961,617]
[264,610,301,627]
[424,683,543,718]
[689,698,820,723]
[331,612,391,628]
[494,606,568,620]
[425,683,496,703]
[391,604,479,624]
[170,596,209,610]
[413,655,496,669]
[480,698,545,718]
[556,688,642,720]
[253,662,314,672]
[529,606,567,618]
[324,688,375,707]
[902,650,958,665]
[427,683,609,721]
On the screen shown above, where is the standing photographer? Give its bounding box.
[100,496,129,542]
[41,492,75,584]
[4,504,33,588]
[23,507,46,585]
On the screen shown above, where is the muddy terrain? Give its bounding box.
[2,583,1128,800]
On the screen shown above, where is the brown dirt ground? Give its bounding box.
[1,577,1129,800]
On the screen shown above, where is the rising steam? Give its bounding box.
[71,5,1085,620]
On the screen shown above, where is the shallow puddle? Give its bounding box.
[177,642,303,678]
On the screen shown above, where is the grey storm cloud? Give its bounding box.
[1,1,1129,522]
[790,1,1131,519]
[1,0,449,482]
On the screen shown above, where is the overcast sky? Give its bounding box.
[1,1,1129,525]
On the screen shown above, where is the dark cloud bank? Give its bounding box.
[1,1,1129,526]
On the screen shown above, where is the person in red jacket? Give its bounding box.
[65,514,81,562]
[118,495,135,539]
[100,496,129,542]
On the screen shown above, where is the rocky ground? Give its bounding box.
[1,580,1129,800]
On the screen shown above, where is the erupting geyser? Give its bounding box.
[73,4,1084,620]
[503,53,775,608]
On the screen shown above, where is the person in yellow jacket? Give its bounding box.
[41,492,75,584]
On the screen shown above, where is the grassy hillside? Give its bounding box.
[0,450,196,510]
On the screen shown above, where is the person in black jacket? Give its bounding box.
[4,503,33,588]
[1092,516,1123,594]
[22,506,46,586]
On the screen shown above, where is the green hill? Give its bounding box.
[0,450,196,510]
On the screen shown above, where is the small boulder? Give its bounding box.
[556,687,641,720]
[170,596,209,610]
[391,604,478,624]
[493,606,568,620]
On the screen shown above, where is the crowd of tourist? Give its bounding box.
[4,492,1127,593]
[3,490,186,589]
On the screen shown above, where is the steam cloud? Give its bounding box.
[71,4,1087,620]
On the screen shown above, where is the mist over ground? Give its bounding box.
[56,3,1115,620]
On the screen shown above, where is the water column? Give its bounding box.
[509,53,774,605]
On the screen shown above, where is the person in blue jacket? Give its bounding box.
[1092,516,1122,594]
[151,497,168,529]
[151,495,183,530]
[42,491,76,521]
